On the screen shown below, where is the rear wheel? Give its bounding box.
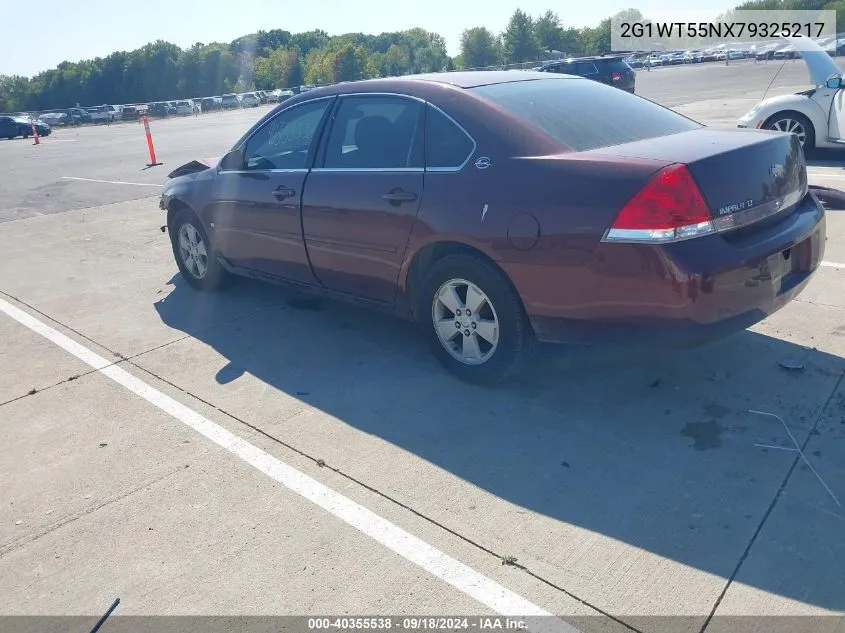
[766,113,814,152]
[417,254,535,384]
[169,207,229,291]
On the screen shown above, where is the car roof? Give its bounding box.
[543,55,627,63]
[294,71,578,98]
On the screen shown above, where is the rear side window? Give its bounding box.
[323,96,423,169]
[573,62,598,75]
[425,105,475,169]
[470,77,700,152]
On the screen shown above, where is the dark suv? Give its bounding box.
[538,55,636,93]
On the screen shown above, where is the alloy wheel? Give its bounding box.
[178,222,209,280]
[431,278,500,365]
[770,118,806,146]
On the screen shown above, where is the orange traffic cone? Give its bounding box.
[31,119,40,145]
[141,115,162,167]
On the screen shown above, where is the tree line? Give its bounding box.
[0,9,620,112]
[3,0,843,112]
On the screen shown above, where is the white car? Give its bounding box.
[174,100,195,115]
[240,92,260,107]
[737,37,845,153]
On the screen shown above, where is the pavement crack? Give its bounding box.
[699,370,845,633]
[0,291,278,408]
[0,365,105,409]
[0,466,185,558]
[123,359,642,633]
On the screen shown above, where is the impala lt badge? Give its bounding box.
[718,199,754,215]
[769,163,785,178]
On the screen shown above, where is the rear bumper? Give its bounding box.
[516,193,826,347]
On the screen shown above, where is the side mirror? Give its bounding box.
[219,148,244,171]
[826,77,842,89]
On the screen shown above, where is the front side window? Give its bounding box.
[241,99,330,171]
[425,105,474,169]
[323,96,423,169]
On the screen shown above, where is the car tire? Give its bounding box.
[169,207,230,292]
[766,112,815,153]
[417,253,535,384]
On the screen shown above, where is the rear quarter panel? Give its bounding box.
[399,84,670,317]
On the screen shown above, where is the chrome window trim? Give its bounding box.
[318,91,478,173]
[218,169,310,175]
[220,91,478,175]
[311,167,425,173]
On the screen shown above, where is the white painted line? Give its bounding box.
[821,261,845,269]
[61,176,162,187]
[0,295,574,631]
[808,172,845,179]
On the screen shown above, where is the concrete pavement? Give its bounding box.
[1,62,844,632]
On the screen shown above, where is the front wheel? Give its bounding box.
[169,208,229,291]
[766,113,815,153]
[417,254,535,384]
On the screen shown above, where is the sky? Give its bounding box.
[0,0,730,77]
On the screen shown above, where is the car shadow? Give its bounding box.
[154,274,845,612]
[807,150,845,167]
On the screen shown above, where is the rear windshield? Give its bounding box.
[470,77,700,152]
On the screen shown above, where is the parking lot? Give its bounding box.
[1,59,844,632]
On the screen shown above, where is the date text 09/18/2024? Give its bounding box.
[307,617,529,630]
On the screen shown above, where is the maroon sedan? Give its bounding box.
[160,71,826,383]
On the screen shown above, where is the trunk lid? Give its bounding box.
[590,128,807,231]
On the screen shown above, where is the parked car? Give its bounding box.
[106,105,122,120]
[67,107,92,124]
[122,105,141,121]
[175,100,195,115]
[0,115,50,139]
[774,45,797,60]
[738,37,845,153]
[539,55,635,93]
[256,90,268,104]
[86,106,112,123]
[756,45,778,60]
[665,51,686,65]
[240,92,261,107]
[298,84,316,93]
[39,112,70,126]
[148,102,171,117]
[647,54,663,66]
[159,71,824,383]
[201,96,222,112]
[221,94,241,109]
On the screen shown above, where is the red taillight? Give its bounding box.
[603,164,715,243]
[612,72,622,81]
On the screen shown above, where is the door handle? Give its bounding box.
[382,190,417,204]
[273,186,296,200]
